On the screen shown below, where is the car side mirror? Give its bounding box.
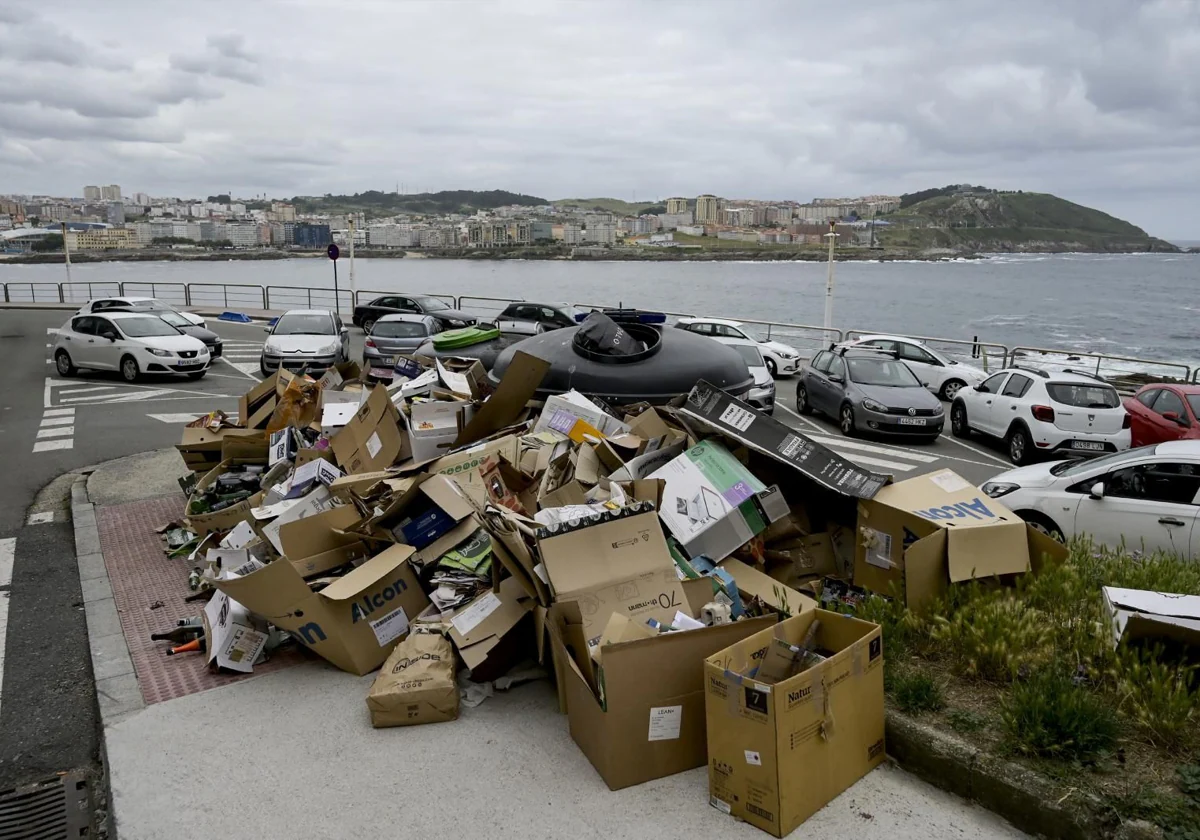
[102,331,117,342]
[263,326,272,333]
[974,384,987,392]
[1162,411,1185,426]
[921,382,930,388]
[1089,481,1106,501]
[829,375,844,384]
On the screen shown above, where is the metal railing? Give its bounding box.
[1009,346,1192,385]
[3,278,1195,385]
[844,329,1009,373]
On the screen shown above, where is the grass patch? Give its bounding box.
[890,669,945,715]
[1000,669,1119,762]
[946,708,989,734]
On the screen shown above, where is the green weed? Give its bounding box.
[890,669,946,715]
[930,592,1050,682]
[1113,647,1199,752]
[946,708,988,734]
[1001,669,1119,762]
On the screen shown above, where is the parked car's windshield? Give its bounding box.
[274,314,335,335]
[1050,446,1155,476]
[1188,395,1200,418]
[1047,383,1120,409]
[846,358,921,387]
[413,296,449,312]
[373,321,428,338]
[155,311,192,328]
[118,317,182,338]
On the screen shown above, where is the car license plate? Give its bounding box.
[378,356,394,365]
[1071,440,1105,451]
[178,359,203,367]
[897,417,927,426]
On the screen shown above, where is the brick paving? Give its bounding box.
[96,496,305,704]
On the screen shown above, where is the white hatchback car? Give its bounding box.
[260,309,350,376]
[77,296,207,328]
[674,318,801,377]
[952,367,1130,465]
[981,440,1200,557]
[54,312,210,381]
[840,335,986,400]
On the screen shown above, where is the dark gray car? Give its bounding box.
[363,314,440,379]
[796,348,944,441]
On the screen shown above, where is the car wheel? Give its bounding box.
[839,404,857,437]
[951,401,970,438]
[940,379,966,401]
[361,318,375,334]
[765,357,778,378]
[120,355,140,383]
[54,350,76,377]
[1007,424,1034,466]
[796,383,813,415]
[1019,512,1064,542]
[187,369,206,380]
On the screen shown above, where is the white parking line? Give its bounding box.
[222,359,262,380]
[58,386,117,395]
[33,439,73,452]
[940,433,1011,466]
[837,454,927,473]
[800,434,940,463]
[0,537,14,718]
[147,413,209,424]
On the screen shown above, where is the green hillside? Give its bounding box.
[553,197,663,215]
[879,187,1176,252]
[291,189,546,217]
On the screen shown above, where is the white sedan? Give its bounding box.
[674,318,801,377]
[54,312,210,382]
[842,334,986,400]
[980,440,1200,557]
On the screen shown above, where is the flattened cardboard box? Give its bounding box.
[852,469,1067,610]
[214,543,429,675]
[679,381,889,499]
[704,609,885,837]
[549,602,775,790]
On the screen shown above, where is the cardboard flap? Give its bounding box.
[902,530,948,611]
[539,511,673,597]
[318,544,416,601]
[718,558,818,616]
[214,559,312,615]
[454,351,549,447]
[1027,526,1069,573]
[451,577,533,648]
[278,506,361,558]
[946,525,1029,582]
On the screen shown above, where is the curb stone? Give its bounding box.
[71,475,145,725]
[885,709,1164,840]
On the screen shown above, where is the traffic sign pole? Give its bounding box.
[327,243,341,313]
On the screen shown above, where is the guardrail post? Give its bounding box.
[57,283,64,303]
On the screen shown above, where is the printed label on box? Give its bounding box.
[450,591,502,636]
[929,470,972,493]
[718,403,755,431]
[710,797,732,815]
[647,704,683,741]
[369,606,410,646]
[863,527,894,569]
[744,749,762,766]
[366,431,383,459]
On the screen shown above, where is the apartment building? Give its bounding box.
[65,228,138,251]
[665,197,688,215]
[694,194,720,224]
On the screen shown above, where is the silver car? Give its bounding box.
[259,309,350,376]
[796,348,944,441]
[363,314,440,380]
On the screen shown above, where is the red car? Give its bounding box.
[1124,384,1200,447]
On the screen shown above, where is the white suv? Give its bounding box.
[674,318,801,377]
[981,441,1200,557]
[951,366,1130,465]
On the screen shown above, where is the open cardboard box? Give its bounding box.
[277,505,370,578]
[417,576,535,681]
[549,601,775,790]
[177,427,267,473]
[186,456,267,536]
[852,469,1068,610]
[330,385,408,474]
[214,543,429,675]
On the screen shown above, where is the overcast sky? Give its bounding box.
[2,0,1198,238]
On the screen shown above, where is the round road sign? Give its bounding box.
[327,243,340,261]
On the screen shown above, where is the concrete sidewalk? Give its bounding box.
[79,450,1028,840]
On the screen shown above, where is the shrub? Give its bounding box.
[947,708,988,734]
[1113,646,1199,752]
[1001,669,1119,762]
[890,669,945,715]
[931,592,1050,682]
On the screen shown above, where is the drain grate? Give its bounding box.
[0,772,92,839]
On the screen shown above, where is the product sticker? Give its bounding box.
[450,591,502,636]
[929,470,971,494]
[718,403,755,432]
[647,705,683,741]
[710,797,732,815]
[223,626,266,665]
[220,520,257,550]
[863,527,894,569]
[365,431,383,459]
[369,606,410,646]
[745,749,762,766]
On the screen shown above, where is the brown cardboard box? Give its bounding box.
[355,473,476,548]
[550,603,775,790]
[717,558,818,617]
[704,609,885,836]
[852,469,1068,610]
[765,532,837,579]
[428,433,522,503]
[237,371,296,430]
[328,470,403,505]
[277,506,370,578]
[330,385,408,474]
[437,576,535,681]
[453,350,549,447]
[177,427,265,473]
[477,504,552,607]
[186,457,267,536]
[214,543,429,675]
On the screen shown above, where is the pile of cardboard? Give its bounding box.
[165,358,1067,835]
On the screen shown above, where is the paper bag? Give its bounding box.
[366,631,459,727]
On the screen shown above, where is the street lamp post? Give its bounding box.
[823,220,839,331]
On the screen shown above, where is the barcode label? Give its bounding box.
[718,403,755,431]
[370,606,410,646]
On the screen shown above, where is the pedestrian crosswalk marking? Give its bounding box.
[43,408,75,417]
[802,434,940,463]
[36,426,74,439]
[33,438,73,452]
[147,413,208,424]
[39,415,74,427]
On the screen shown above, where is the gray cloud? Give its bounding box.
[2,0,1200,237]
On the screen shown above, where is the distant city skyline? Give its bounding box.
[2,3,1198,237]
